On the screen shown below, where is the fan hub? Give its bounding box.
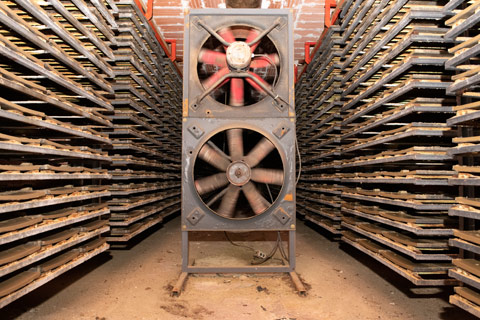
[226,41,252,70]
[226,160,251,186]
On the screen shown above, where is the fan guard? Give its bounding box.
[193,128,284,219]
[196,25,280,107]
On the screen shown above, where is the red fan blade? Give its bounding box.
[199,49,227,68]
[245,72,271,95]
[202,67,230,90]
[195,173,229,195]
[218,27,235,44]
[251,168,284,186]
[242,182,270,215]
[246,28,260,52]
[250,54,280,69]
[229,78,244,106]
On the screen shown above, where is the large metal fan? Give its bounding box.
[196,23,281,107]
[193,128,284,219]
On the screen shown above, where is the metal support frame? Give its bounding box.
[172,230,306,296]
[177,8,303,297]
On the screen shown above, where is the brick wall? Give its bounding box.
[153,0,325,64]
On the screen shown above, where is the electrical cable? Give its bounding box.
[251,234,281,265]
[253,54,278,87]
[224,231,256,252]
[265,183,274,203]
[277,231,288,260]
[295,134,302,185]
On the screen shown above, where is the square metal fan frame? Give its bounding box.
[181,117,296,232]
[183,9,294,119]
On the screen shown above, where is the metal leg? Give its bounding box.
[289,271,307,296]
[288,230,296,270]
[181,231,189,272]
[171,272,189,296]
[173,230,305,295]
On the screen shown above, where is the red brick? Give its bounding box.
[152,8,183,16]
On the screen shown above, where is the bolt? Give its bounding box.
[235,168,242,177]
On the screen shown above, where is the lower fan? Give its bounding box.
[193,127,284,219]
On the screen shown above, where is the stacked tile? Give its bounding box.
[296,0,461,287]
[105,0,181,242]
[337,0,458,286]
[0,0,115,308]
[296,23,345,236]
[443,0,480,317]
[295,0,353,236]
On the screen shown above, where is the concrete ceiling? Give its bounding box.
[152,0,325,65]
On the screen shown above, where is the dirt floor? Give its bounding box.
[3,216,476,320]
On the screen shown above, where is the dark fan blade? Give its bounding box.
[229,78,244,106]
[250,54,280,69]
[202,67,230,90]
[243,137,275,168]
[218,27,235,44]
[251,168,284,186]
[246,28,260,52]
[195,173,229,195]
[198,143,231,171]
[199,49,227,68]
[242,181,270,215]
[227,128,244,161]
[217,184,241,218]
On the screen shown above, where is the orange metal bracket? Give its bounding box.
[133,0,181,74]
[165,39,177,62]
[304,41,316,65]
[299,0,345,78]
[134,0,153,21]
[325,0,337,28]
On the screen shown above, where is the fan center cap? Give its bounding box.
[226,41,252,70]
[226,161,251,186]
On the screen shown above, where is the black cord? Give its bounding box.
[224,231,255,252]
[253,54,278,87]
[277,231,288,260]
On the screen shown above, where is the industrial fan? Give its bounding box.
[177,10,303,294]
[184,10,292,117]
[197,25,280,107]
[193,128,284,219]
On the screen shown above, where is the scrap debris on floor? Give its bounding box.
[2,217,475,320]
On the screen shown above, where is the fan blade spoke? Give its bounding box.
[245,72,271,95]
[218,27,235,44]
[246,29,260,52]
[244,137,275,168]
[199,49,227,68]
[202,67,230,90]
[198,143,231,171]
[229,78,244,106]
[217,185,241,218]
[251,168,284,186]
[250,54,280,69]
[227,128,244,161]
[242,182,270,215]
[195,173,229,195]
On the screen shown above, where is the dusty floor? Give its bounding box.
[3,216,475,320]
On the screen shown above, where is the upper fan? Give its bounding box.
[193,128,284,219]
[196,25,280,107]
